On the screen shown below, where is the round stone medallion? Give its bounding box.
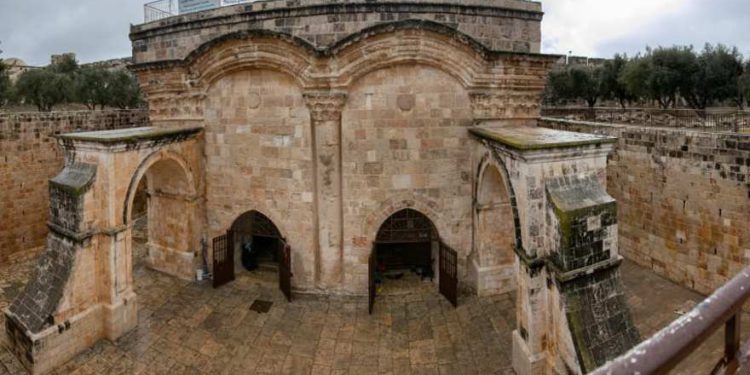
[397,94,415,111]
[248,92,262,109]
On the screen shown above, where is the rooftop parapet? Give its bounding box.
[131,0,544,65]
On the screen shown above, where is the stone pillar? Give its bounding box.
[146,189,200,280]
[512,255,548,374]
[101,227,138,341]
[304,91,347,289]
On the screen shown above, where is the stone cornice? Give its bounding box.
[514,247,625,284]
[129,20,561,73]
[56,127,203,153]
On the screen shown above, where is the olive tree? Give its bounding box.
[683,44,744,110]
[545,64,604,107]
[0,41,11,107]
[601,54,632,108]
[737,61,750,109]
[16,69,73,112]
[107,70,143,109]
[76,67,112,110]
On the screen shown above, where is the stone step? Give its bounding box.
[257,262,279,273]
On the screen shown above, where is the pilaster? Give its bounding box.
[304,91,348,289]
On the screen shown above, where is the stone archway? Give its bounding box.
[471,157,518,296]
[373,208,439,288]
[124,152,200,280]
[4,127,203,375]
[229,210,284,275]
[369,208,458,310]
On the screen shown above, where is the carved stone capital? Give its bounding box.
[469,90,541,119]
[469,91,508,119]
[303,91,348,122]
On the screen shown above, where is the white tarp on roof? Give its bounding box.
[178,0,220,14]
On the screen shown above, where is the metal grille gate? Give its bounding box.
[212,231,235,288]
[369,246,377,314]
[279,240,292,302]
[439,241,458,307]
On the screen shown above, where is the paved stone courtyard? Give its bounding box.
[1,240,747,375]
[0,234,516,375]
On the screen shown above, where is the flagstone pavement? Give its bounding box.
[1,239,748,374]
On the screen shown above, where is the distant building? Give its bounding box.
[81,57,133,71]
[1,57,38,82]
[565,55,608,66]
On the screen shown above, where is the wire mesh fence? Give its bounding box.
[541,107,750,133]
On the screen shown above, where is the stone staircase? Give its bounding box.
[0,342,26,375]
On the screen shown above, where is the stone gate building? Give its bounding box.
[5,1,639,374]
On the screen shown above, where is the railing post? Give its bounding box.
[724,313,741,374]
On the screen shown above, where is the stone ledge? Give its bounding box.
[470,125,617,151]
[514,246,545,271]
[548,256,623,284]
[48,163,97,198]
[55,126,202,145]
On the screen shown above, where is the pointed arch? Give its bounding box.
[123,150,197,225]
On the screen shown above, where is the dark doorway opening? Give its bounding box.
[375,242,433,281]
[231,211,283,274]
[242,235,280,272]
[369,209,458,314]
[216,210,293,301]
[372,209,437,298]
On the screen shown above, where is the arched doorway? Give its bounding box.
[214,210,292,301]
[472,161,517,296]
[231,211,282,274]
[369,209,457,313]
[124,155,199,280]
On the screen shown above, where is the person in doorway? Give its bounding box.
[242,240,258,271]
[375,260,385,295]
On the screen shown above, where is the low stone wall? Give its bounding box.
[0,110,149,265]
[541,108,750,132]
[540,118,750,295]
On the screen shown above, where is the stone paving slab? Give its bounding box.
[1,249,745,375]
[621,260,750,375]
[0,243,516,375]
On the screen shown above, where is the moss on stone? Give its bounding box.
[56,126,202,145]
[469,126,617,151]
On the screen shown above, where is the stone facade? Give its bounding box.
[4,2,643,374]
[128,3,558,295]
[0,110,149,265]
[541,118,750,296]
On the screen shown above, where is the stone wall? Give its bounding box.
[341,65,474,292]
[130,0,543,65]
[540,118,750,295]
[0,110,149,264]
[204,69,318,289]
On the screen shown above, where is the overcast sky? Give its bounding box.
[0,0,748,66]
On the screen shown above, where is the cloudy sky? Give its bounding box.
[0,0,748,66]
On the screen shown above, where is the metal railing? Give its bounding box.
[592,266,750,375]
[144,0,176,22]
[541,107,750,133]
[143,0,257,22]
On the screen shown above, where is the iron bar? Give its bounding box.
[725,314,742,374]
